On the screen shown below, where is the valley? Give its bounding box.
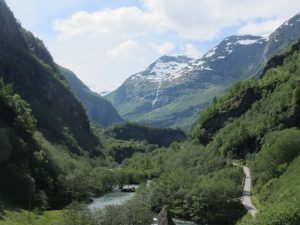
[0,0,299,225]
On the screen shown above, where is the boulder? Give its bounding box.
[158,207,176,225]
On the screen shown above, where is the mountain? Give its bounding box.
[59,66,123,127]
[105,55,194,111]
[263,12,300,61]
[106,36,268,130]
[0,80,40,206]
[107,13,300,131]
[121,36,300,225]
[191,36,300,225]
[0,0,102,155]
[192,36,300,150]
[0,0,108,209]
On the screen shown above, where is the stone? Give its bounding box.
[158,207,176,225]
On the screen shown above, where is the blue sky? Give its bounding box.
[5,0,300,93]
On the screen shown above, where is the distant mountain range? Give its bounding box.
[106,12,300,131]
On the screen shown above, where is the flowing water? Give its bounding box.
[89,188,196,225]
[89,191,136,209]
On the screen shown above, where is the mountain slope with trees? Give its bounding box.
[0,0,299,224]
[191,37,300,224]
[59,66,123,127]
[0,0,143,212]
[104,122,186,147]
[120,33,300,225]
[0,0,101,155]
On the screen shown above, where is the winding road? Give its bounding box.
[233,163,257,216]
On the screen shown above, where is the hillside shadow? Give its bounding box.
[0,203,5,220]
[0,198,22,220]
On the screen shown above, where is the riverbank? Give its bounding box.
[90,187,196,225]
[0,184,196,225]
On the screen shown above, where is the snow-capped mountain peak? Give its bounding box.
[130,55,194,82]
[177,35,268,76]
[202,35,267,60]
[106,12,300,131]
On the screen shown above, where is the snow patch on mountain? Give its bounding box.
[225,45,233,54]
[130,55,195,83]
[204,48,217,58]
[150,60,190,78]
[236,39,259,45]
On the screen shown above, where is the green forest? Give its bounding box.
[0,0,300,224]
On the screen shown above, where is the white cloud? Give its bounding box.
[143,0,300,39]
[106,40,175,60]
[48,0,300,92]
[184,44,203,58]
[238,19,284,36]
[149,42,176,54]
[53,6,166,39]
[54,0,300,41]
[107,40,140,59]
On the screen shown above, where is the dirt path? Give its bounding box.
[241,166,257,217]
[233,163,257,216]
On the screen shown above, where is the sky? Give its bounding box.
[5,0,300,93]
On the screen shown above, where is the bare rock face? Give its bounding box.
[158,207,176,225]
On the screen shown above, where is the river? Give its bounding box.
[89,187,196,225]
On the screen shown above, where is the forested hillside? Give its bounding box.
[0,80,40,206]
[0,0,100,155]
[0,0,299,224]
[0,0,145,211]
[191,37,300,224]
[0,78,144,211]
[120,36,300,225]
[59,66,123,127]
[105,122,186,147]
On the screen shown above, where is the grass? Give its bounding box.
[251,194,262,211]
[0,208,62,225]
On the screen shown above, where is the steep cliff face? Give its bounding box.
[0,0,100,154]
[60,66,123,127]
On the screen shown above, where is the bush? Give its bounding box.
[61,202,96,225]
[253,201,300,225]
[60,200,153,225]
[252,128,300,190]
[95,200,153,225]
